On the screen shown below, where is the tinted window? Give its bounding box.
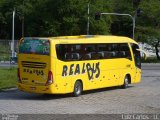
[56,43,132,61]
[119,43,132,60]
[97,43,131,59]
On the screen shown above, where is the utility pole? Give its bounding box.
[87,1,90,35]
[11,8,15,58]
[22,0,25,37]
[96,12,135,39]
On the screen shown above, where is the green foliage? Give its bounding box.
[0,43,10,61]
[136,0,160,44]
[0,0,114,39]
[109,0,134,37]
[0,68,17,90]
[0,0,160,43]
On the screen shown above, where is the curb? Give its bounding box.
[0,87,17,92]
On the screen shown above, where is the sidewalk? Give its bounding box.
[0,61,17,68]
[0,61,10,64]
[142,63,160,65]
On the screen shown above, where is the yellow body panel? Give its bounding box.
[17,35,141,94]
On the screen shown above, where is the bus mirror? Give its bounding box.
[19,38,24,44]
[136,49,148,60]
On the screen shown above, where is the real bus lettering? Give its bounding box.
[82,63,86,74]
[62,62,100,80]
[74,64,80,75]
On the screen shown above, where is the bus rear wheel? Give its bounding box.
[73,81,82,97]
[122,76,129,89]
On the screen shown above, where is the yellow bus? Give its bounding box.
[17,35,141,96]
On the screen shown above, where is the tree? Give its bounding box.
[136,0,160,60]
[0,0,160,61]
[24,0,113,36]
[108,0,135,38]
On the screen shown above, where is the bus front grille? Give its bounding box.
[22,61,46,68]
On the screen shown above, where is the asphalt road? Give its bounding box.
[0,63,160,116]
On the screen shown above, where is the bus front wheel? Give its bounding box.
[73,81,82,97]
[122,76,129,89]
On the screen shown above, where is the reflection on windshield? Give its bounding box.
[19,39,50,55]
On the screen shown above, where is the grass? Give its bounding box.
[0,43,10,61]
[0,67,17,90]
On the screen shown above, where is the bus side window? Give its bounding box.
[91,52,103,59]
[65,53,72,60]
[97,52,104,58]
[72,53,80,60]
[103,51,111,59]
[108,44,119,58]
[81,44,95,60]
[56,44,65,60]
[82,53,91,60]
[56,43,132,61]
[119,43,132,60]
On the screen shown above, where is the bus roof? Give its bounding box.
[23,35,137,44]
[49,35,137,44]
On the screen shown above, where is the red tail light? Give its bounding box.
[46,71,53,86]
[17,68,22,83]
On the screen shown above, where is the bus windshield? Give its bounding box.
[131,44,141,68]
[19,38,50,55]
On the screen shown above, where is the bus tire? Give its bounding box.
[73,81,82,97]
[122,75,129,89]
